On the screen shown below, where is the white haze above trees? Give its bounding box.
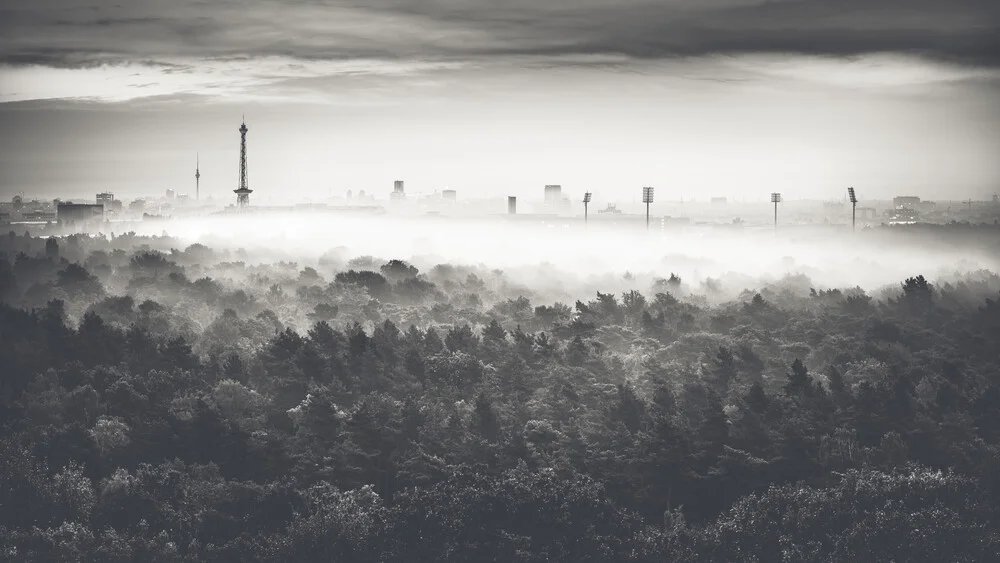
[125,213,999,307]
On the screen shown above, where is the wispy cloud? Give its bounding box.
[0,0,997,102]
[0,57,466,102]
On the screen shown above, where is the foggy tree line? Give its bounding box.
[2,230,1000,561]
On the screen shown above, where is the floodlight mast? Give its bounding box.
[770,192,782,232]
[583,192,592,225]
[847,187,858,232]
[642,187,654,231]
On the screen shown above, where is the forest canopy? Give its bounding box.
[2,229,999,561]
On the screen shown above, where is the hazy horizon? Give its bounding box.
[44,212,1000,305]
[2,0,999,202]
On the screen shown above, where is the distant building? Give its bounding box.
[23,210,57,222]
[96,192,115,207]
[391,180,405,201]
[129,200,146,213]
[885,206,920,224]
[97,192,122,213]
[711,197,727,204]
[165,189,176,200]
[57,203,104,228]
[893,196,920,209]
[508,196,517,215]
[442,190,457,202]
[598,203,621,214]
[857,207,877,219]
[544,185,562,204]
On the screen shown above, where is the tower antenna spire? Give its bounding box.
[195,153,201,201]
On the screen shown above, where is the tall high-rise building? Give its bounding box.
[234,118,252,208]
[544,184,562,204]
[391,180,405,201]
[508,196,517,214]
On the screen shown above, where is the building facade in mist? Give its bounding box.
[391,180,406,202]
[442,190,457,202]
[857,207,877,219]
[96,192,114,207]
[893,196,920,209]
[57,202,104,228]
[96,192,122,213]
[508,196,517,214]
[544,185,561,204]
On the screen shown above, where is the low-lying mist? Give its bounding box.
[120,211,1000,304]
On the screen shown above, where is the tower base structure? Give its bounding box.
[235,188,252,208]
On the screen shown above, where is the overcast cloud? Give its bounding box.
[2,0,998,72]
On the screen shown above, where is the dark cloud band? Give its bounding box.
[0,0,997,69]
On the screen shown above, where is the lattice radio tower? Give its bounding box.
[234,117,252,208]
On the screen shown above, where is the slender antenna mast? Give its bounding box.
[195,153,200,201]
[771,192,782,233]
[642,187,654,231]
[847,187,857,232]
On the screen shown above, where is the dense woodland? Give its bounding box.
[2,229,1000,561]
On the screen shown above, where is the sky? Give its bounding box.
[1,0,998,204]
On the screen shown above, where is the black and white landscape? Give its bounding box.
[2,0,1000,561]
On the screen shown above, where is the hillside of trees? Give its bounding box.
[2,230,1000,561]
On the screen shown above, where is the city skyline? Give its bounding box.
[1,0,998,201]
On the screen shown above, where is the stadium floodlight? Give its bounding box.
[642,187,654,231]
[583,192,592,225]
[847,187,858,232]
[770,192,781,232]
